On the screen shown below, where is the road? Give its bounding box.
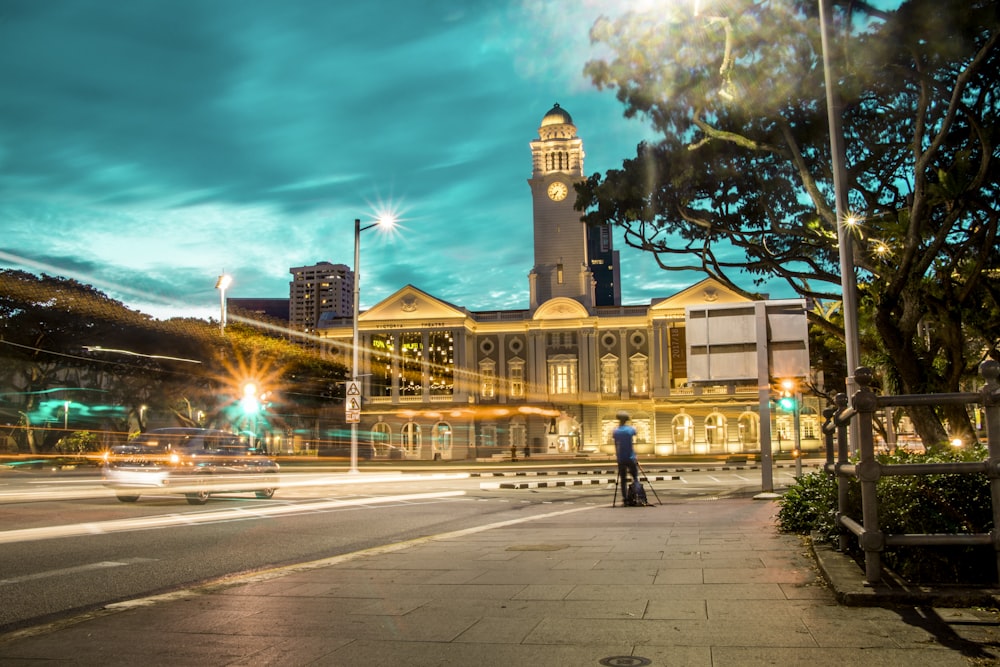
[0,462,807,632]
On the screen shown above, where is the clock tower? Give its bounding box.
[528,103,594,311]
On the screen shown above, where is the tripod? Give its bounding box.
[611,461,661,507]
[636,461,662,505]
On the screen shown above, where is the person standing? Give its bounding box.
[612,411,640,505]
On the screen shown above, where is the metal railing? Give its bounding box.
[822,360,1000,583]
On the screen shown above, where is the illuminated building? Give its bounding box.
[318,105,818,459]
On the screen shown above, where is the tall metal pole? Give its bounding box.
[819,0,861,450]
[219,286,226,334]
[350,219,361,474]
[215,274,231,335]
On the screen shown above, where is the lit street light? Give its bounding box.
[215,273,233,334]
[350,215,395,474]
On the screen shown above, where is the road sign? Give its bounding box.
[345,384,361,423]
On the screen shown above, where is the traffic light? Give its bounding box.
[778,393,797,411]
[778,379,798,411]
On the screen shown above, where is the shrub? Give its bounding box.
[54,431,100,456]
[776,470,844,539]
[777,445,996,584]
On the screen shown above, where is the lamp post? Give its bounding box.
[215,274,232,334]
[350,216,394,474]
[818,0,861,449]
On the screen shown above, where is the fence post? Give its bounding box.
[834,392,851,553]
[854,367,884,583]
[980,361,1000,580]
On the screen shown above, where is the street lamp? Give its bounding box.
[819,0,861,449]
[215,273,232,334]
[350,216,395,474]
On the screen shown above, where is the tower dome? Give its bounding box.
[540,103,574,127]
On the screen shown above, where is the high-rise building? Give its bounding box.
[289,262,353,333]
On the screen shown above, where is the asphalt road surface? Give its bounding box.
[0,463,803,632]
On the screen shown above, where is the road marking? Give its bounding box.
[0,491,466,545]
[0,558,158,586]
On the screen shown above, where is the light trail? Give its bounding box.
[0,471,471,504]
[0,491,466,545]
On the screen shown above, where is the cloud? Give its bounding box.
[0,0,709,322]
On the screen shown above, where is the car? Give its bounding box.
[102,427,279,505]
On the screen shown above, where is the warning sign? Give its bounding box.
[345,382,361,423]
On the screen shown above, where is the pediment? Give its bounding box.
[533,297,590,320]
[650,277,751,312]
[360,285,468,322]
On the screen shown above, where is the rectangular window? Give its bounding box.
[399,332,423,396]
[480,363,496,399]
[370,334,395,396]
[428,331,454,396]
[601,356,619,395]
[630,355,649,395]
[508,361,525,398]
[548,356,578,395]
[600,225,611,252]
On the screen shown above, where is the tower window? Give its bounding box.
[556,263,564,284]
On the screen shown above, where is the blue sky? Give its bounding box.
[0,0,763,320]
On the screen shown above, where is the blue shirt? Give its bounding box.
[612,424,637,463]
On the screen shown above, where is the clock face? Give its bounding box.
[547,181,568,201]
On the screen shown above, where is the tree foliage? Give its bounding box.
[0,270,347,453]
[579,0,1000,448]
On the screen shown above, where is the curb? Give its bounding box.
[467,463,817,479]
[480,474,681,490]
[811,536,1000,608]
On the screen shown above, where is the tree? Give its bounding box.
[580,0,1000,448]
[0,270,348,453]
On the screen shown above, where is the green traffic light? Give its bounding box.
[778,396,796,411]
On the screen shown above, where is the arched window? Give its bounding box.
[705,413,727,449]
[370,422,391,449]
[509,418,526,453]
[401,422,421,456]
[672,412,694,451]
[433,422,452,458]
[738,411,759,449]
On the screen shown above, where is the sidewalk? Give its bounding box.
[1,497,999,666]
